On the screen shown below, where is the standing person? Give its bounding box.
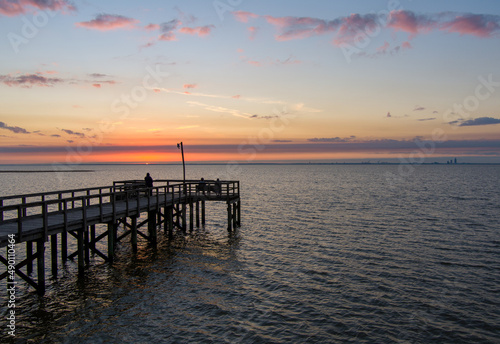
[215,178,222,196]
[145,173,153,195]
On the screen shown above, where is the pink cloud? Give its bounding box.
[233,11,259,23]
[232,95,241,99]
[248,26,258,40]
[92,84,101,88]
[183,84,197,89]
[334,13,378,45]
[179,25,215,37]
[247,60,262,67]
[159,32,176,41]
[441,14,500,38]
[387,10,438,38]
[0,0,75,17]
[76,14,139,31]
[0,73,63,87]
[144,23,160,31]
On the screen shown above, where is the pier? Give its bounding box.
[0,179,241,295]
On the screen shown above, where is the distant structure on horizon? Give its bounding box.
[447,158,458,164]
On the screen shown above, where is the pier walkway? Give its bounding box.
[0,180,241,295]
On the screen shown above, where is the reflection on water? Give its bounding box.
[1,164,500,343]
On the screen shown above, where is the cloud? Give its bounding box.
[144,23,160,31]
[452,117,500,126]
[414,105,425,111]
[0,73,63,87]
[60,128,85,137]
[0,0,75,17]
[233,11,259,23]
[158,19,182,41]
[387,112,391,118]
[441,13,500,38]
[179,25,215,37]
[0,72,117,88]
[144,15,215,44]
[387,10,438,37]
[234,10,500,56]
[416,117,436,121]
[3,139,499,158]
[0,121,30,134]
[88,73,110,78]
[90,79,116,88]
[249,114,280,119]
[308,136,356,143]
[76,14,139,31]
[263,15,340,41]
[187,101,252,119]
[248,26,258,40]
[183,83,197,89]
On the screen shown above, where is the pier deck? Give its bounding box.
[1,179,241,294]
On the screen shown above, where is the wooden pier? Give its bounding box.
[0,179,241,295]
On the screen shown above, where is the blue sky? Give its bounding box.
[1,0,500,163]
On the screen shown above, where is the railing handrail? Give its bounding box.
[0,180,239,213]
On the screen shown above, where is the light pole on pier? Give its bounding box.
[177,142,185,183]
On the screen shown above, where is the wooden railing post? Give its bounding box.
[42,201,48,241]
[17,205,23,242]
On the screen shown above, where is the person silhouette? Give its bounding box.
[197,177,206,195]
[145,173,153,195]
[215,178,222,196]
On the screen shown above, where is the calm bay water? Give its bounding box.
[1,164,499,343]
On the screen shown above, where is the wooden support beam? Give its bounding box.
[189,202,194,231]
[196,201,200,227]
[90,225,96,253]
[181,203,187,233]
[51,234,57,278]
[36,239,45,295]
[84,227,90,265]
[26,240,33,274]
[201,200,206,225]
[227,203,232,232]
[236,200,241,226]
[148,210,157,248]
[131,216,137,253]
[77,229,84,275]
[233,202,237,229]
[108,222,115,263]
[167,206,173,239]
[61,231,67,263]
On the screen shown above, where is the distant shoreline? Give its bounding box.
[0,170,94,173]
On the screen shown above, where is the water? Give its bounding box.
[1,164,499,343]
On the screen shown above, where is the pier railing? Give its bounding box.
[0,180,240,244]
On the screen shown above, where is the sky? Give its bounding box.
[0,0,500,164]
